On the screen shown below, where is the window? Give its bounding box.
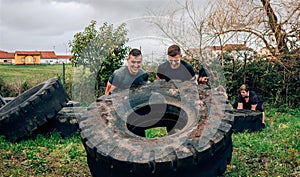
[21,57,25,62]
[33,57,36,62]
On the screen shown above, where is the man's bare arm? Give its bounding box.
[105,81,116,95]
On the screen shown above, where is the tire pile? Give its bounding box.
[0,78,70,141]
[79,80,234,177]
[0,78,264,177]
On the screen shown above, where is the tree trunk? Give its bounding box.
[261,0,289,54]
[243,53,247,83]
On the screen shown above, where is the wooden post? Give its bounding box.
[62,63,65,86]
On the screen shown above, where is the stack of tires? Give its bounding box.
[78,80,234,177]
[0,78,70,141]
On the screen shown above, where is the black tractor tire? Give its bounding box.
[226,109,263,133]
[0,77,70,141]
[37,106,84,138]
[79,80,233,177]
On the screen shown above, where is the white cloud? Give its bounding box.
[0,0,180,54]
[0,0,96,35]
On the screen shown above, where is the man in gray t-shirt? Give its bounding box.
[105,49,148,95]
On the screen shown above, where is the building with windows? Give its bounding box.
[40,51,58,64]
[0,50,72,65]
[15,51,41,65]
[0,50,15,64]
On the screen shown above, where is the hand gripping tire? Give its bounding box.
[79,80,233,177]
[226,109,263,133]
[0,78,70,141]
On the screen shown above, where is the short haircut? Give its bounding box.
[199,67,208,77]
[129,48,142,57]
[239,84,249,92]
[167,44,181,57]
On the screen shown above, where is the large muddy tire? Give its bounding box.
[79,80,233,177]
[226,109,263,133]
[0,78,70,141]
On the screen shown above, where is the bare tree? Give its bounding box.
[148,0,214,57]
[148,0,228,86]
[149,0,299,57]
[208,0,300,56]
[207,0,299,107]
[148,0,299,99]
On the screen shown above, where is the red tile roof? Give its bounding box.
[40,51,57,58]
[56,55,72,59]
[187,48,201,53]
[0,52,15,59]
[15,51,40,55]
[210,44,252,51]
[15,51,58,58]
[210,46,222,50]
[188,44,252,55]
[1,50,71,60]
[0,50,8,53]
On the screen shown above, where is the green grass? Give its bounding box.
[0,106,299,176]
[0,65,299,176]
[0,64,75,97]
[145,127,168,138]
[0,64,74,86]
[0,132,90,176]
[224,106,300,176]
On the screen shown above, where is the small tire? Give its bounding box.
[0,78,70,141]
[226,109,263,133]
[79,81,233,177]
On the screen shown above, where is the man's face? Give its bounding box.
[127,54,142,75]
[199,76,209,84]
[168,54,181,69]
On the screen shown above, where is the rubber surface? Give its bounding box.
[38,106,84,138]
[0,78,70,141]
[79,80,234,177]
[226,109,263,133]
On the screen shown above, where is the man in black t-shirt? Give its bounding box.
[156,44,195,82]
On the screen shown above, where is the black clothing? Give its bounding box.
[156,60,195,82]
[233,91,264,111]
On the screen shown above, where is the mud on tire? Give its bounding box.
[79,81,233,177]
[0,78,70,141]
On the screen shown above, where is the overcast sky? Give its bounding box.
[0,0,180,59]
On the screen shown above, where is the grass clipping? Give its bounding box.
[145,127,168,138]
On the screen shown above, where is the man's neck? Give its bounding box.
[127,67,138,76]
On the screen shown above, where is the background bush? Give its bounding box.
[221,51,299,108]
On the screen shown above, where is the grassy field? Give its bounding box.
[0,64,299,176]
[0,105,299,176]
[0,64,75,97]
[0,64,74,87]
[226,105,300,176]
